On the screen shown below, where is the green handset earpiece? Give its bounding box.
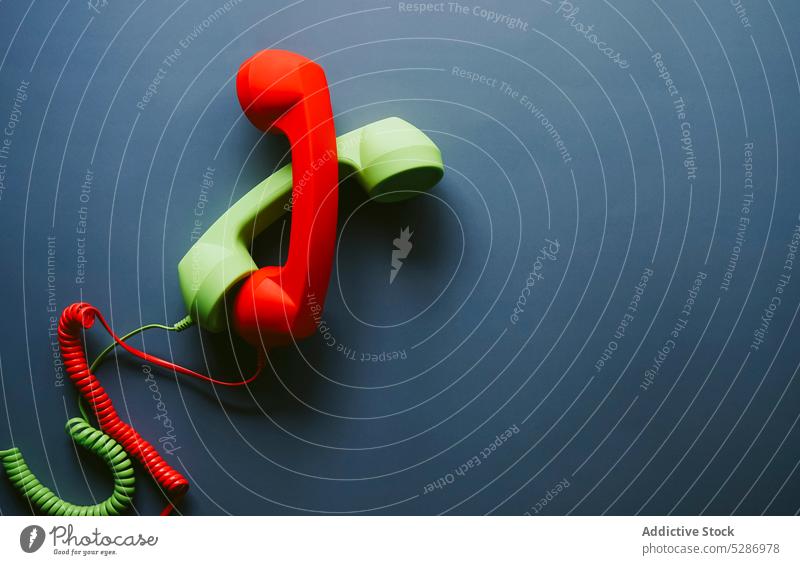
[178,116,444,333]
[1,49,448,518]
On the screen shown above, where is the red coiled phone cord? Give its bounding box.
[59,302,265,514]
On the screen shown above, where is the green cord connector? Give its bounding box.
[79,315,196,423]
[0,418,135,516]
[88,315,195,373]
[1,316,193,515]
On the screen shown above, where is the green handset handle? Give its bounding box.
[178,117,444,332]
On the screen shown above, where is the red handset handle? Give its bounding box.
[232,51,338,347]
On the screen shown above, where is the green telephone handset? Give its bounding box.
[178,116,444,333]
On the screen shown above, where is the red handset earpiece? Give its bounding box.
[232,50,338,348]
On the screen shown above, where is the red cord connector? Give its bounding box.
[58,302,265,510]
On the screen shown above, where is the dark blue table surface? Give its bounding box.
[0,0,799,515]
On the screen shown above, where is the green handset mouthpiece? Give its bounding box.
[178,117,444,332]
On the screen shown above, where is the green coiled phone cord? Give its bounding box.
[1,316,192,515]
[0,418,135,516]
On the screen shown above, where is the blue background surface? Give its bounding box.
[0,0,799,515]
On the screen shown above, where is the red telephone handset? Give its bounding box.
[232,50,339,348]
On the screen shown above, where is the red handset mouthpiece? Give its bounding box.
[232,50,338,348]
